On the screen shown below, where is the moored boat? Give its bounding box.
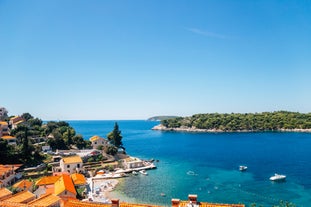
[239,165,248,171]
[139,170,148,175]
[270,173,286,181]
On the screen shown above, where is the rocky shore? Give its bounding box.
[152,124,311,133]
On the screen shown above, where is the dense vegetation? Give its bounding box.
[161,111,311,131]
[1,112,91,165]
[148,116,178,121]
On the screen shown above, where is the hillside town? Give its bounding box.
[0,107,244,207]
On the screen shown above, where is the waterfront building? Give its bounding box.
[123,157,144,169]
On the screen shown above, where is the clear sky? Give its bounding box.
[1,0,311,120]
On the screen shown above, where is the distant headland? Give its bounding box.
[152,111,311,133]
[147,115,179,121]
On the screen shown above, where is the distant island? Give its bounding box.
[147,115,179,121]
[152,111,311,132]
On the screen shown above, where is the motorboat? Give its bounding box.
[239,166,248,171]
[139,170,148,175]
[270,173,286,181]
[132,171,138,175]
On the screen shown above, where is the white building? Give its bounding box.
[89,135,108,149]
[59,156,83,174]
[123,157,144,169]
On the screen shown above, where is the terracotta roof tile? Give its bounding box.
[1,136,16,139]
[12,180,33,190]
[0,188,12,200]
[4,191,35,203]
[71,173,86,186]
[28,193,61,207]
[0,201,28,207]
[54,174,76,196]
[35,176,60,186]
[62,156,82,164]
[65,200,112,207]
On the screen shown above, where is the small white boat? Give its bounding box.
[132,171,138,175]
[239,166,248,171]
[139,170,148,175]
[270,173,286,181]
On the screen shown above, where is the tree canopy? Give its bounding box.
[4,112,91,165]
[161,111,311,132]
[107,122,123,148]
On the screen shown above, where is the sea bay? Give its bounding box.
[69,120,311,207]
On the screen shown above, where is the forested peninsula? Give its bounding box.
[152,111,311,132]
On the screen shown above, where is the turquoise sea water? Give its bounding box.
[68,120,311,207]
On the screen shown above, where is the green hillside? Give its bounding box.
[161,111,311,131]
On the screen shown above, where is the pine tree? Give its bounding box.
[107,122,123,148]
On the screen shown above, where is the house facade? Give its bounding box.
[123,157,144,169]
[9,116,25,129]
[90,135,108,149]
[54,174,77,202]
[0,165,16,187]
[0,122,9,137]
[59,156,83,174]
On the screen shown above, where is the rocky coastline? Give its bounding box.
[152,124,311,133]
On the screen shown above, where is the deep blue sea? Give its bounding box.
[68,120,311,207]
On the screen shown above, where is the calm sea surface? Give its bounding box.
[68,120,311,207]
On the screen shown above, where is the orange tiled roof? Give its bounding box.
[0,188,12,200]
[90,135,101,142]
[120,203,163,207]
[0,201,28,207]
[0,165,14,177]
[62,156,82,164]
[65,200,112,207]
[1,136,16,140]
[71,173,86,186]
[35,176,60,186]
[54,174,76,196]
[12,180,33,190]
[4,190,35,203]
[0,121,8,125]
[178,201,244,207]
[10,116,24,124]
[27,193,61,207]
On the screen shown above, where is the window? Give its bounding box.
[67,165,70,168]
[77,164,80,168]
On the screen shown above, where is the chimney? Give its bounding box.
[188,194,197,204]
[171,198,180,207]
[111,199,120,207]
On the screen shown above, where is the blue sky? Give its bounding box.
[1,0,311,120]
